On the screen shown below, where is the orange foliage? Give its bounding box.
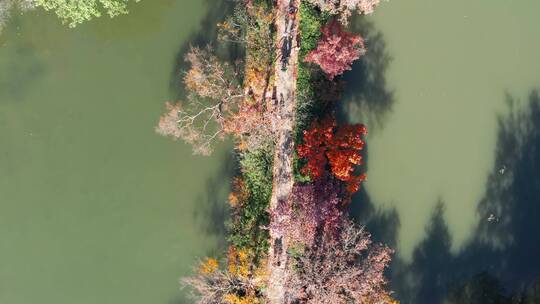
[251,257,268,283]
[228,192,240,208]
[367,296,400,304]
[297,117,367,193]
[228,178,249,208]
[198,257,219,274]
[227,246,252,279]
[223,294,261,304]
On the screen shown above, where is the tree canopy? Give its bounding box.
[34,0,140,27]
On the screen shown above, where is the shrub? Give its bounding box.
[228,148,273,256]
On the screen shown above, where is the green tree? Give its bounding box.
[34,0,140,27]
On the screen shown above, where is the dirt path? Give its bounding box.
[267,0,301,303]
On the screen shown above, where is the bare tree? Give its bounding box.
[157,44,278,155]
[156,46,244,155]
[288,220,394,304]
[182,251,267,304]
[182,269,257,304]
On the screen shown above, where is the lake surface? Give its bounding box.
[0,1,232,303]
[343,0,540,302]
[2,0,540,303]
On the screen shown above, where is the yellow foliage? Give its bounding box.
[223,294,260,304]
[227,246,252,279]
[236,139,249,152]
[252,257,268,286]
[198,257,219,274]
[228,192,239,207]
[218,21,238,34]
[383,295,400,304]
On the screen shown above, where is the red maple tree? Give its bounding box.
[304,20,366,80]
[297,117,367,193]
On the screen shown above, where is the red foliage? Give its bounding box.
[304,20,366,80]
[297,117,367,193]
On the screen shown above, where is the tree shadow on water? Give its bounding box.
[350,185,400,249]
[338,17,395,134]
[337,16,397,271]
[390,201,456,303]
[386,90,540,304]
[193,150,237,256]
[168,0,242,101]
[170,151,236,304]
[445,271,540,304]
[349,133,400,248]
[167,0,239,248]
[463,90,540,290]
[164,3,240,302]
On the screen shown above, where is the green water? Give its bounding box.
[343,0,540,302]
[0,1,231,303]
[360,0,540,258]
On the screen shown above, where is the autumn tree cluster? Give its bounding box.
[157,3,277,155]
[269,175,395,303]
[165,0,397,303]
[270,1,396,303]
[182,247,267,304]
[274,118,393,302]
